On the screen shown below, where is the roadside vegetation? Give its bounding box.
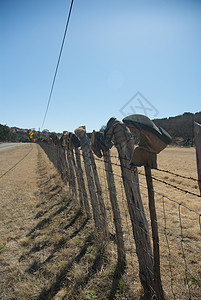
[0,124,58,143]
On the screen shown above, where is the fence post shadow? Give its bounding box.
[108,262,126,300]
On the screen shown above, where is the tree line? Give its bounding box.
[0,124,58,143]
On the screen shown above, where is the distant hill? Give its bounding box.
[153,112,201,146]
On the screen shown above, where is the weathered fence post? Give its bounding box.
[194,122,201,196]
[91,131,126,267]
[104,118,154,298]
[104,149,126,267]
[65,140,78,203]
[62,133,74,193]
[54,138,62,175]
[52,141,58,170]
[62,145,70,188]
[69,133,91,218]
[88,147,108,238]
[69,141,84,208]
[122,114,173,299]
[74,146,91,218]
[145,166,165,299]
[58,144,68,182]
[75,126,102,232]
[51,144,55,165]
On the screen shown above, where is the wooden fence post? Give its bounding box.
[66,143,78,203]
[62,145,70,188]
[69,144,84,208]
[145,166,165,299]
[74,146,91,218]
[69,132,91,215]
[89,148,108,238]
[103,149,126,268]
[58,144,68,182]
[104,118,154,298]
[52,143,57,170]
[90,130,126,266]
[75,126,102,232]
[68,131,91,218]
[194,122,201,196]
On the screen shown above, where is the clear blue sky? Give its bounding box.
[1,0,201,133]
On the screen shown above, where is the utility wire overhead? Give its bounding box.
[41,0,74,131]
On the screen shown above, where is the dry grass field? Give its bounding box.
[0,144,200,299]
[93,146,201,299]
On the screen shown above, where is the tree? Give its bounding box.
[0,124,10,141]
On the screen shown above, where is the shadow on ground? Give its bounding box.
[18,146,134,300]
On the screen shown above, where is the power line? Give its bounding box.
[41,0,74,131]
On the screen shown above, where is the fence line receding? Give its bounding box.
[39,118,201,300]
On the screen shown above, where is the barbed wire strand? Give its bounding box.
[108,153,200,183]
[85,153,201,198]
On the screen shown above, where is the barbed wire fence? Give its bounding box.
[39,126,201,299]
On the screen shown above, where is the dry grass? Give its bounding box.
[0,144,134,300]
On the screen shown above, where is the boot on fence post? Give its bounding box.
[123,114,172,300]
[75,126,102,233]
[104,118,154,298]
[91,131,126,268]
[69,133,91,218]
